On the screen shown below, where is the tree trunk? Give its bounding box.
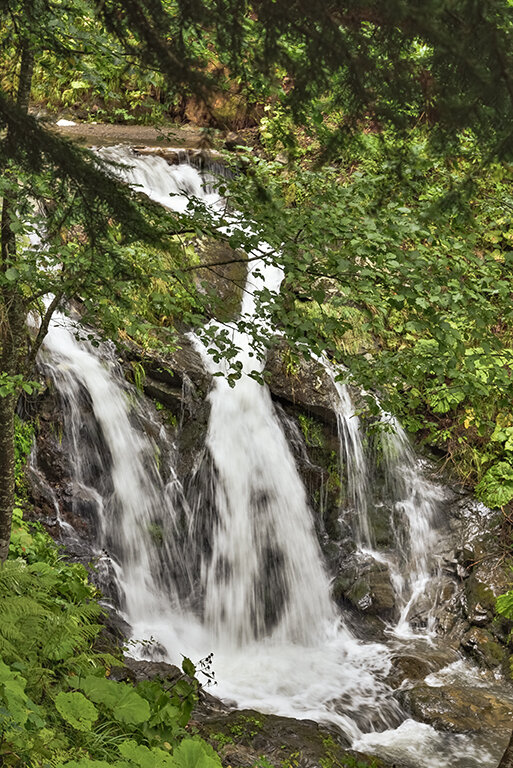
[0,39,34,563]
[0,392,16,562]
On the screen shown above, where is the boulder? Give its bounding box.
[264,342,337,425]
[461,626,508,669]
[193,238,247,322]
[194,708,399,768]
[333,554,397,620]
[386,646,460,688]
[402,682,513,734]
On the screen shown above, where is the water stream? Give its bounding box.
[35,148,504,767]
[330,370,445,638]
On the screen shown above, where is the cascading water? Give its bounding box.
[329,370,445,636]
[38,306,193,619]
[35,147,503,768]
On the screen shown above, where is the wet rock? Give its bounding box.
[264,342,336,425]
[126,336,210,409]
[402,683,513,733]
[366,503,395,548]
[194,708,398,768]
[94,609,132,656]
[461,626,507,669]
[133,146,181,165]
[464,572,497,626]
[275,402,344,545]
[193,238,247,322]
[334,554,396,620]
[386,646,460,688]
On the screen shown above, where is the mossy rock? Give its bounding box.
[464,573,496,626]
[334,556,396,619]
[264,341,336,425]
[193,708,398,768]
[461,626,508,669]
[193,238,248,322]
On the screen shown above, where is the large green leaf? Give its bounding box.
[55,691,98,731]
[118,740,174,767]
[476,461,513,507]
[79,675,121,708]
[170,738,222,768]
[114,687,151,724]
[79,675,150,724]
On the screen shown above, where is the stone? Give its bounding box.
[193,238,248,322]
[461,626,507,669]
[264,341,337,425]
[464,572,496,626]
[193,708,399,768]
[386,646,460,688]
[402,683,513,734]
[334,554,397,620]
[224,131,249,150]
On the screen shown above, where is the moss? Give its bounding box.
[155,400,178,428]
[298,413,324,448]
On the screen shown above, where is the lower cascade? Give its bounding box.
[33,148,512,768]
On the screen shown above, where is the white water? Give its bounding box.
[39,306,191,619]
[329,366,445,637]
[36,148,499,767]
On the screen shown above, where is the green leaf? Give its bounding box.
[79,675,150,724]
[427,386,466,414]
[119,740,174,767]
[79,675,121,708]
[476,462,513,507]
[4,267,19,282]
[55,691,98,731]
[170,738,222,768]
[114,687,151,724]
[181,657,196,678]
[497,590,513,619]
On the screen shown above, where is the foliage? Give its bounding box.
[297,414,324,449]
[0,542,220,768]
[209,136,513,503]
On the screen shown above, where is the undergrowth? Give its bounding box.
[1,419,223,768]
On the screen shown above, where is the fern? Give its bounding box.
[0,555,221,767]
[0,561,105,697]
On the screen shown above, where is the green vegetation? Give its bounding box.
[0,423,222,768]
[297,414,324,449]
[5,1,513,764]
[3,0,513,554]
[0,538,222,767]
[222,137,513,509]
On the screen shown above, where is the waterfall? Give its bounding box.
[329,368,445,636]
[38,306,193,618]
[35,147,498,768]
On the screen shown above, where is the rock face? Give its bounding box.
[265,342,336,425]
